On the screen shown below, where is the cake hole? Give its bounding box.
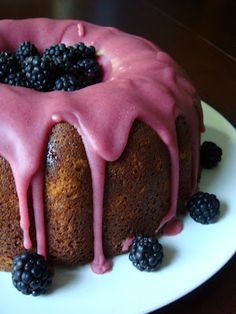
[0,41,104,92]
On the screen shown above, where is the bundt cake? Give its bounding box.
[0,18,203,274]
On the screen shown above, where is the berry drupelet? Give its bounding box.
[129,236,164,271]
[187,191,220,224]
[12,251,53,296]
[200,141,223,169]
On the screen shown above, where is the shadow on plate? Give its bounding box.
[161,244,178,268]
[49,265,80,293]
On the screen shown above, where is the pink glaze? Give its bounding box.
[77,22,85,37]
[121,237,134,253]
[0,18,203,273]
[162,218,183,236]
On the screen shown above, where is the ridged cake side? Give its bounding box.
[0,116,191,271]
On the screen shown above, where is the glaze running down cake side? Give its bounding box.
[0,18,203,273]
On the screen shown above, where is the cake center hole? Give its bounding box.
[0,41,103,92]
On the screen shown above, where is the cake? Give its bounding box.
[0,18,203,274]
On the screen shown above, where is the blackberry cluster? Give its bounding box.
[42,42,101,90]
[12,251,53,296]
[200,141,223,169]
[187,192,220,224]
[0,41,102,91]
[129,236,164,271]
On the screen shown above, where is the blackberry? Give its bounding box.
[4,72,26,87]
[0,52,19,82]
[12,251,53,296]
[16,41,39,64]
[23,56,53,91]
[75,58,102,88]
[43,43,67,60]
[54,74,78,91]
[72,42,96,59]
[200,141,222,169]
[42,43,73,73]
[187,192,220,224]
[129,236,164,271]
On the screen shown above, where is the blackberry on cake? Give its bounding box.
[75,58,102,88]
[16,41,39,64]
[72,42,96,59]
[0,52,19,82]
[4,72,26,87]
[22,55,53,91]
[187,192,220,224]
[0,40,102,91]
[54,74,78,91]
[42,43,73,73]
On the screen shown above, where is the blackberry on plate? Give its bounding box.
[187,191,220,224]
[54,74,78,91]
[0,52,19,82]
[23,55,53,91]
[129,236,164,271]
[200,141,223,169]
[16,41,39,64]
[12,251,53,296]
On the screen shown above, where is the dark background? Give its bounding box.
[1,1,235,313]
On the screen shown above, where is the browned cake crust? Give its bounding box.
[0,116,191,271]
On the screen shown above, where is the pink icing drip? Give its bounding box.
[162,218,183,236]
[84,145,111,274]
[121,237,134,253]
[0,18,203,270]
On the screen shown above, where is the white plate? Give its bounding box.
[0,102,236,314]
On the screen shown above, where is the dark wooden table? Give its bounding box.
[1,1,236,313]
